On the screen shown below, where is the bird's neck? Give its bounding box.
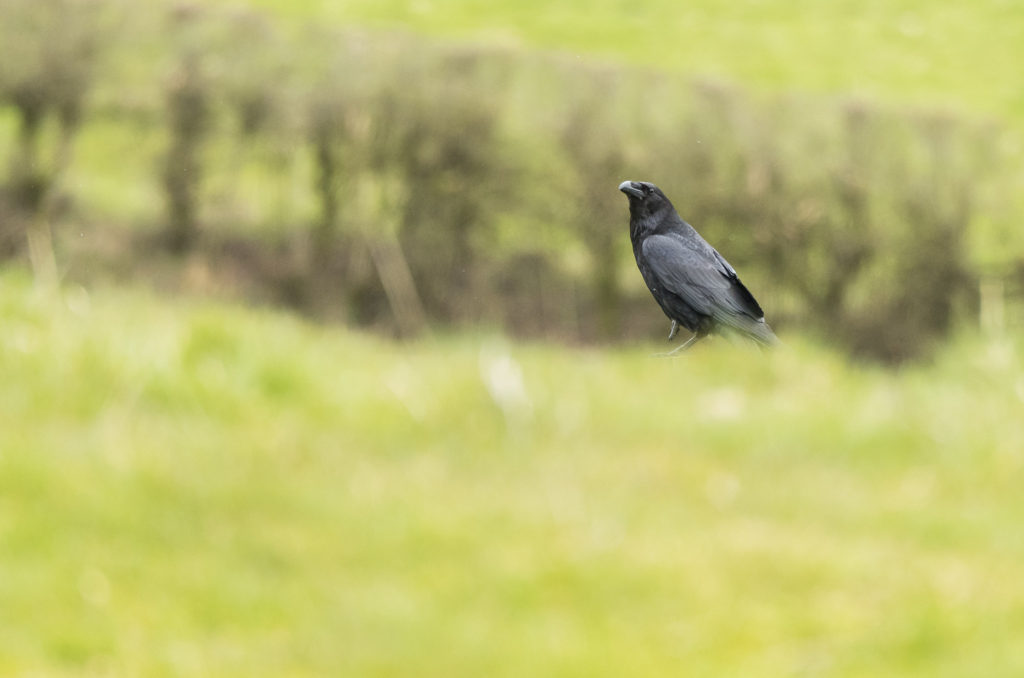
[629,209,669,242]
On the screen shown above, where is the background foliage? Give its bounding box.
[1,0,1022,361]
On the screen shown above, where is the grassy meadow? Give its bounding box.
[225,0,1024,126]
[3,1,1024,675]
[2,271,1024,676]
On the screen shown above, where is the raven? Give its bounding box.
[619,180,777,352]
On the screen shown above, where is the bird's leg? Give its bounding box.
[667,320,678,340]
[655,331,707,357]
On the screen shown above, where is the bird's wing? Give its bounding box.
[641,234,764,322]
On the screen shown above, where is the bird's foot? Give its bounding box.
[653,333,703,357]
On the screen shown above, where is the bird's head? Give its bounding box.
[618,180,673,224]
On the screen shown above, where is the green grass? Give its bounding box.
[227,0,1024,129]
[2,270,1024,676]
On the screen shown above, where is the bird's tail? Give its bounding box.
[747,319,779,347]
[750,321,780,347]
[723,314,779,347]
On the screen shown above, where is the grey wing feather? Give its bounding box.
[641,235,759,319]
[641,235,776,344]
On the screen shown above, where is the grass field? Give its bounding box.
[226,0,1024,129]
[3,8,1024,672]
[2,270,1023,676]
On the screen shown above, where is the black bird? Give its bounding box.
[619,180,777,352]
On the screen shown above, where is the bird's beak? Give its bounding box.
[618,180,644,199]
